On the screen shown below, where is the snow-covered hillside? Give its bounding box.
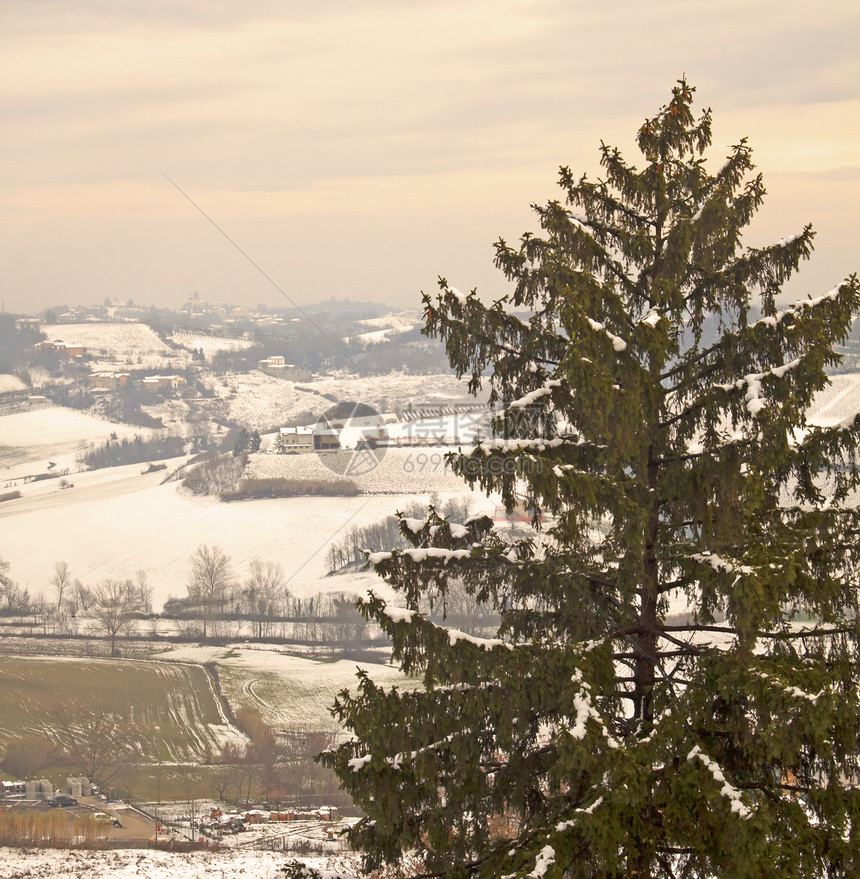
[247,447,472,494]
[10,369,860,612]
[0,373,27,393]
[808,371,860,426]
[346,311,417,344]
[170,330,256,360]
[48,322,178,363]
[0,462,488,607]
[157,644,415,731]
[216,370,482,432]
[0,406,154,473]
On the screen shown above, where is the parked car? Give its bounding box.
[49,795,78,807]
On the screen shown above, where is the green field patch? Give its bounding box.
[0,656,230,764]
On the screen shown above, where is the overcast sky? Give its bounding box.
[2,0,858,314]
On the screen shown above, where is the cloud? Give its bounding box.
[1,0,858,311]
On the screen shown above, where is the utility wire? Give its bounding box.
[159,169,360,371]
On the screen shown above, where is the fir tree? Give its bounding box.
[322,81,860,877]
[233,427,250,457]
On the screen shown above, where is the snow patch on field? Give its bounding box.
[171,331,256,360]
[0,470,479,608]
[0,406,153,474]
[0,847,359,879]
[0,373,27,393]
[158,644,415,731]
[808,372,860,426]
[346,314,417,345]
[248,447,472,494]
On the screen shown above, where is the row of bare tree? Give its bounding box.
[1,558,153,652]
[179,546,368,643]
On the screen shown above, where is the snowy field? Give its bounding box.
[0,392,488,608]
[48,322,178,363]
[807,371,860,426]
[218,371,482,432]
[170,330,256,360]
[247,446,474,494]
[156,645,415,731]
[0,373,27,393]
[0,406,155,474]
[347,312,417,345]
[0,847,359,879]
[0,468,485,607]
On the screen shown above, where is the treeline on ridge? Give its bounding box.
[78,434,186,469]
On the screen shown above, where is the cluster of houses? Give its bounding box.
[87,373,187,392]
[276,410,464,454]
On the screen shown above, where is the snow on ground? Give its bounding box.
[247,447,476,494]
[348,325,414,344]
[0,373,27,393]
[808,372,860,426]
[156,644,415,731]
[170,331,256,360]
[346,313,417,345]
[308,372,480,413]
[0,846,359,879]
[0,468,482,607]
[355,312,417,331]
[0,406,155,475]
[219,371,482,432]
[47,322,177,361]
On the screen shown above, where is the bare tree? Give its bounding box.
[0,556,12,595]
[242,559,283,638]
[132,570,153,613]
[51,561,72,611]
[1,734,60,778]
[279,724,340,799]
[46,695,134,787]
[0,557,30,612]
[91,579,135,655]
[73,579,94,613]
[236,706,280,803]
[428,579,500,637]
[177,765,203,840]
[186,544,234,638]
[216,741,252,805]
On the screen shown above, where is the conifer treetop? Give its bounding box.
[322,80,860,879]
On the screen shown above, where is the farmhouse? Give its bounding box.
[277,425,341,452]
[278,426,314,452]
[257,355,312,381]
[314,428,340,451]
[88,372,130,390]
[38,340,85,358]
[142,374,187,391]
